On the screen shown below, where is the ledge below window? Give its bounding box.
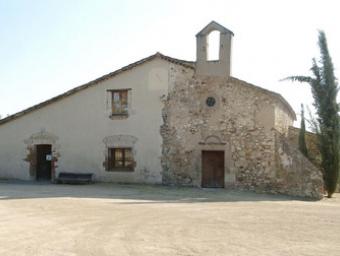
[106,168,134,172]
[109,113,129,120]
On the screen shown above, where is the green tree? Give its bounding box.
[284,31,339,198]
[299,104,308,157]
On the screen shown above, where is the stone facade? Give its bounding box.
[288,126,340,193]
[161,63,324,199]
[274,131,323,198]
[288,126,321,167]
[0,21,325,199]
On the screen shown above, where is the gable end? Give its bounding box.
[0,53,194,126]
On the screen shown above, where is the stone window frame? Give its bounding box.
[206,96,217,107]
[103,135,137,172]
[202,93,220,110]
[106,89,132,119]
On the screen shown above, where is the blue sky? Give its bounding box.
[1,0,339,126]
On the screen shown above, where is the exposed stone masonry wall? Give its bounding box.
[288,126,340,193]
[288,126,321,167]
[161,64,324,199]
[275,103,294,135]
[274,131,323,199]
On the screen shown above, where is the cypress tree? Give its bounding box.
[299,104,308,157]
[284,31,339,198]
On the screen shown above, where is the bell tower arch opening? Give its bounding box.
[195,21,234,77]
[207,30,220,61]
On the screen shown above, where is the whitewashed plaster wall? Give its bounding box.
[0,58,172,183]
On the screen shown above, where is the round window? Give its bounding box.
[206,97,216,107]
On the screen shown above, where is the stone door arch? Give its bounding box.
[198,135,234,187]
[24,130,60,181]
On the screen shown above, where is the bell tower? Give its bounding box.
[195,21,234,77]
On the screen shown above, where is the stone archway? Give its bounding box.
[24,129,60,181]
[198,135,234,187]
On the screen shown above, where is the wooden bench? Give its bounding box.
[57,172,93,184]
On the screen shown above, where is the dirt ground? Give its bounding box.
[0,182,339,256]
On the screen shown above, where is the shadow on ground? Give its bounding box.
[0,180,317,203]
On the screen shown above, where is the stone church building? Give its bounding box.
[0,22,323,198]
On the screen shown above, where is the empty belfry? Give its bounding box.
[0,21,324,199]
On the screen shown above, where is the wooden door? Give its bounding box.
[36,144,52,181]
[202,150,224,188]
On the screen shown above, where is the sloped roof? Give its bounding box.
[0,52,296,125]
[0,53,194,126]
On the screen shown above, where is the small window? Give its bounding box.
[206,97,216,107]
[111,90,128,115]
[107,148,134,171]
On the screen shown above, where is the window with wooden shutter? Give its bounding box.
[107,148,134,171]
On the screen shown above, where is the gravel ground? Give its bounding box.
[0,182,339,256]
